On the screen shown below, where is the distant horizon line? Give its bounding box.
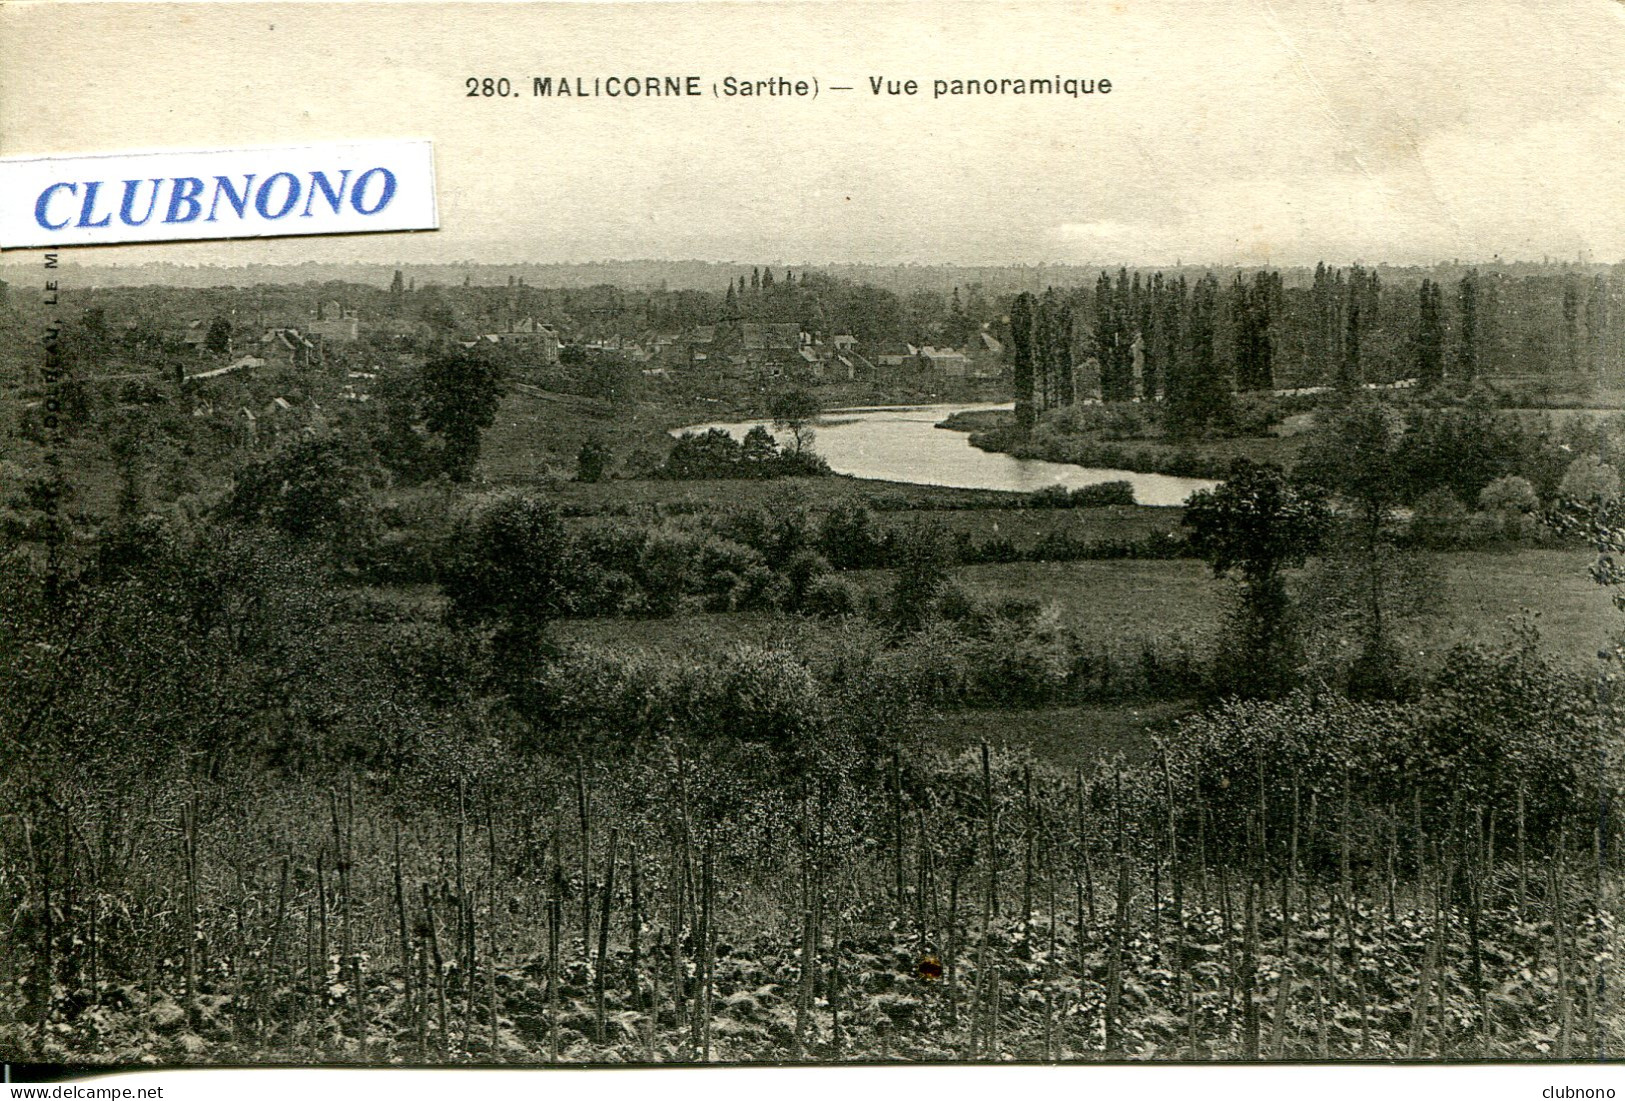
[2,253,1619,273]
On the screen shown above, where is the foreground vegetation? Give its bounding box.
[1,563,1618,1062]
[1,489,1620,1062]
[4,278,1624,1065]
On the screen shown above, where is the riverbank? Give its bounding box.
[682,402,1216,505]
[940,408,1302,480]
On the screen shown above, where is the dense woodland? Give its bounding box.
[1,259,1622,1064]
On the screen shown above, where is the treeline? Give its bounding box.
[13,263,1623,410]
[1001,264,1625,438]
[659,427,832,481]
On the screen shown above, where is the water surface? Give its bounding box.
[676,403,1217,506]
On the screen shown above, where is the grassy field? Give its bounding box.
[477,387,683,483]
[911,548,1610,667]
[548,545,1611,778]
[1419,547,1614,663]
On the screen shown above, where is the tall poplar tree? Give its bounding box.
[1563,278,1581,373]
[1457,269,1480,382]
[1039,288,1075,409]
[1010,292,1038,434]
[1415,278,1444,388]
[1141,274,1162,400]
[1170,273,1222,435]
[1587,274,1611,380]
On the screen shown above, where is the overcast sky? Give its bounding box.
[4,0,1625,268]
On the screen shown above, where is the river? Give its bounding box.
[675,402,1218,506]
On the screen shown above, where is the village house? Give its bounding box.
[256,329,318,370]
[177,319,211,355]
[871,341,919,369]
[964,329,1006,378]
[483,317,561,364]
[915,345,972,377]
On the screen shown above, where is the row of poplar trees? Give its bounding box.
[1008,263,1625,437]
[1009,270,1246,436]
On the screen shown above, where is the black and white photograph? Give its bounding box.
[1,0,1622,1083]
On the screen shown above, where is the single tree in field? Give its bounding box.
[441,491,576,674]
[1009,292,1038,434]
[418,346,507,482]
[770,386,820,455]
[575,432,613,483]
[1184,459,1329,698]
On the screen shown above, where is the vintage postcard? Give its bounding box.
[1,0,1623,1090]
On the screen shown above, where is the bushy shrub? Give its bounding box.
[575,521,649,578]
[575,433,613,482]
[802,574,862,618]
[636,528,704,616]
[1479,475,1541,543]
[1068,481,1136,507]
[660,427,831,480]
[1167,633,1604,857]
[711,501,813,569]
[1479,474,1539,515]
[1024,485,1073,510]
[696,536,767,611]
[819,503,888,569]
[887,524,955,632]
[222,433,383,552]
[1018,480,1143,511]
[440,492,576,658]
[1039,401,1152,440]
[781,549,831,612]
[1557,454,1620,506]
[731,563,786,612]
[1223,392,1284,437]
[662,428,745,479]
[967,612,1072,706]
